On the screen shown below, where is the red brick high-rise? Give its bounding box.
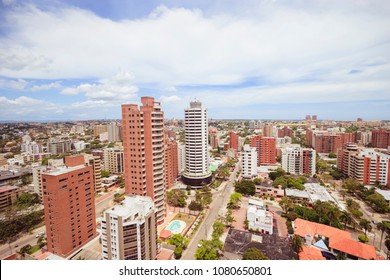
[164,137,178,190]
[229,131,239,151]
[42,155,97,258]
[372,128,390,149]
[122,97,165,224]
[250,135,276,166]
[278,126,293,138]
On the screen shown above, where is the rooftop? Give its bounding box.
[41,164,87,176]
[105,195,154,220]
[376,189,390,201]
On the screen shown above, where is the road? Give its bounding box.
[0,187,122,259]
[182,160,239,260]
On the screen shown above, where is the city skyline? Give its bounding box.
[0,0,390,121]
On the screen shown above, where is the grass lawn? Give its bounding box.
[28,244,41,254]
[172,213,195,225]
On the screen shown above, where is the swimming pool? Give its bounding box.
[166,220,187,234]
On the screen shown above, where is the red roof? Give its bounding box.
[294,218,381,260]
[159,229,172,240]
[299,246,326,260]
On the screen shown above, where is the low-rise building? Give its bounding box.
[0,186,21,210]
[247,198,273,234]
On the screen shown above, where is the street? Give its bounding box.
[182,161,239,260]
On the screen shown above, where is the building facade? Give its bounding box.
[42,155,97,257]
[103,147,124,174]
[122,97,166,224]
[282,147,316,176]
[371,128,390,149]
[182,101,212,187]
[250,135,277,166]
[241,144,257,179]
[164,137,178,190]
[100,195,157,260]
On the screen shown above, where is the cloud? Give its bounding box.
[2,0,15,6]
[159,95,181,104]
[0,78,28,90]
[30,81,61,91]
[0,95,62,119]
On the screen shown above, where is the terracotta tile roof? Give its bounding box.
[294,218,351,241]
[159,229,172,240]
[330,238,380,260]
[294,218,381,260]
[299,246,326,260]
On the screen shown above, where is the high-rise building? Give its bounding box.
[103,147,124,174]
[262,125,274,137]
[278,126,294,139]
[312,115,318,121]
[229,131,239,151]
[337,144,390,187]
[182,101,212,187]
[122,97,165,224]
[93,125,108,136]
[108,122,122,142]
[164,137,178,190]
[84,154,102,194]
[305,115,311,122]
[241,144,257,178]
[282,147,316,176]
[47,138,73,155]
[178,144,186,174]
[100,195,157,260]
[32,166,46,201]
[209,127,220,149]
[250,135,277,166]
[371,128,390,149]
[42,155,97,258]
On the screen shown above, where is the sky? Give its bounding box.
[0,0,389,121]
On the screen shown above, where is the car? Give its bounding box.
[35,232,45,238]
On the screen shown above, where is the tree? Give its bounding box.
[253,178,262,185]
[37,235,47,248]
[212,221,225,240]
[228,192,242,209]
[235,180,256,196]
[101,170,110,178]
[15,193,40,208]
[291,235,303,256]
[19,244,32,255]
[279,197,293,214]
[376,221,390,251]
[167,189,188,207]
[366,193,390,213]
[224,209,235,227]
[195,240,219,260]
[339,211,353,230]
[336,252,347,260]
[174,247,183,259]
[342,178,361,193]
[385,236,390,259]
[168,234,188,249]
[359,219,372,237]
[188,200,203,211]
[328,152,337,158]
[242,248,269,260]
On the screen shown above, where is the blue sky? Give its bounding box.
[0,0,390,121]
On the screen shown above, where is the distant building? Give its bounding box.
[312,115,317,121]
[337,144,390,187]
[250,135,277,166]
[164,137,178,190]
[305,115,311,122]
[100,195,157,260]
[241,144,257,179]
[177,144,185,174]
[93,125,108,136]
[229,131,239,151]
[84,154,102,194]
[278,126,294,139]
[42,155,97,258]
[262,125,273,137]
[247,199,273,234]
[103,147,124,174]
[371,128,390,149]
[281,147,316,176]
[47,138,73,155]
[0,186,21,210]
[209,127,220,149]
[107,122,122,142]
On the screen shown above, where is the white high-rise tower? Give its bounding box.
[182,101,212,187]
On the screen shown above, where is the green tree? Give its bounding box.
[336,252,347,260]
[188,200,203,211]
[228,192,242,209]
[359,219,372,237]
[174,247,183,259]
[253,178,262,185]
[19,244,32,255]
[242,247,269,260]
[224,209,235,227]
[366,193,390,213]
[342,178,361,193]
[195,240,219,260]
[15,193,40,208]
[376,221,389,251]
[328,152,337,158]
[291,235,304,256]
[339,211,353,230]
[234,180,256,195]
[101,170,110,178]
[279,197,293,214]
[37,235,47,249]
[168,234,188,249]
[167,189,188,207]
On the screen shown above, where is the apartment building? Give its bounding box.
[122,97,165,224]
[42,155,97,258]
[100,195,157,260]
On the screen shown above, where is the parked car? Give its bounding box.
[35,232,45,238]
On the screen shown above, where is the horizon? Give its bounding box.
[1,0,390,121]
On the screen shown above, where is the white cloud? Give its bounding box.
[2,0,15,6]
[159,95,181,104]
[0,95,62,119]
[0,78,28,90]
[30,81,61,91]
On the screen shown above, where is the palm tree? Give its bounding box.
[339,211,353,230]
[359,219,372,237]
[377,221,388,251]
[291,234,304,258]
